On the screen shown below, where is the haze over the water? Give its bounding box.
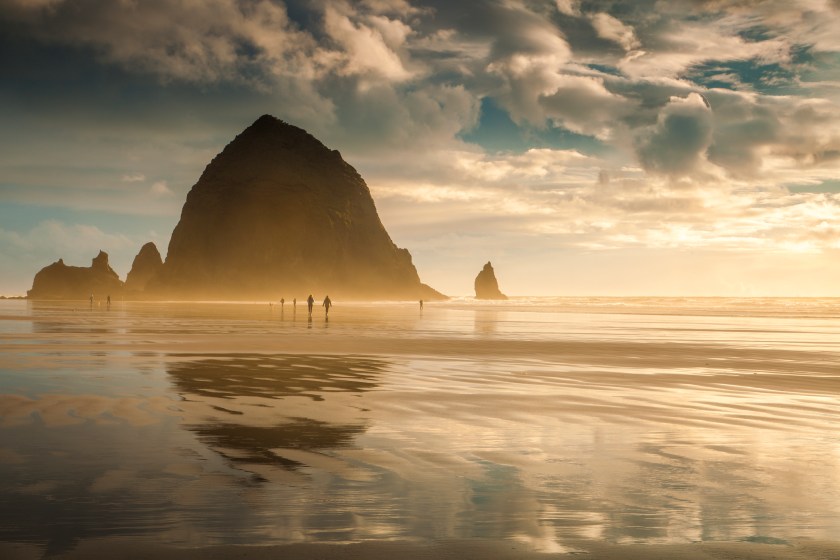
[2,1,840,296]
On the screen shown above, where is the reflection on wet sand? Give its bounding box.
[473,309,499,336]
[167,354,384,400]
[192,418,366,471]
[167,355,383,473]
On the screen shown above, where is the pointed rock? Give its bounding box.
[474,261,507,300]
[150,115,445,300]
[125,242,164,293]
[27,251,123,300]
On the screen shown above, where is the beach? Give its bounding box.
[1,298,840,559]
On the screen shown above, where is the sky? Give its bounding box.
[2,0,840,297]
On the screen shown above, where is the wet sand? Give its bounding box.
[4,538,840,560]
[2,298,840,558]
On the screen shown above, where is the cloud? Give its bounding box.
[538,74,635,139]
[481,3,574,125]
[678,0,840,52]
[323,3,413,83]
[0,220,136,258]
[618,19,790,80]
[702,89,840,180]
[635,93,714,177]
[589,12,640,51]
[7,0,62,8]
[121,173,145,183]
[0,0,323,85]
[150,180,173,197]
[554,0,580,17]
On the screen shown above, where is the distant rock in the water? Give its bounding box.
[474,261,507,300]
[125,242,163,293]
[151,114,445,300]
[27,251,123,300]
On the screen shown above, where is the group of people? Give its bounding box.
[273,294,333,316]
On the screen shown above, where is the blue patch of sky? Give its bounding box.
[460,97,610,155]
[283,0,326,41]
[685,58,799,94]
[586,63,625,78]
[737,24,776,43]
[787,180,840,194]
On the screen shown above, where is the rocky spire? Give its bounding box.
[474,261,508,300]
[125,242,164,293]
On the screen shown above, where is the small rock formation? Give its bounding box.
[474,261,508,300]
[27,251,123,300]
[125,242,163,293]
[150,114,446,300]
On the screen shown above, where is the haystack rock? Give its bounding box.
[27,251,123,300]
[125,242,163,293]
[150,114,445,300]
[474,261,508,300]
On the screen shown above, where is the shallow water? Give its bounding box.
[1,298,840,554]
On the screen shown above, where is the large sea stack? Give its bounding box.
[150,115,444,300]
[474,261,508,300]
[27,251,123,300]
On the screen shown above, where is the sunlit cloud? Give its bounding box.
[150,180,173,197]
[590,12,640,52]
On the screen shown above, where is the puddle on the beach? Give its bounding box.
[2,300,840,554]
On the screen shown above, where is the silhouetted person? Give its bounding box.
[323,295,332,317]
[307,294,315,314]
[419,299,423,310]
[280,297,285,308]
[106,295,111,309]
[293,297,297,309]
[89,293,94,308]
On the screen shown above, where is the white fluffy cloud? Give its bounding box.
[323,3,413,83]
[590,12,640,51]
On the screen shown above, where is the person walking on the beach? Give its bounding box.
[89,293,94,308]
[293,297,296,309]
[106,295,111,309]
[280,298,285,309]
[419,299,423,310]
[323,295,332,317]
[307,294,315,314]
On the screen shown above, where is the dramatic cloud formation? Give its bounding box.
[636,93,714,177]
[2,0,840,295]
